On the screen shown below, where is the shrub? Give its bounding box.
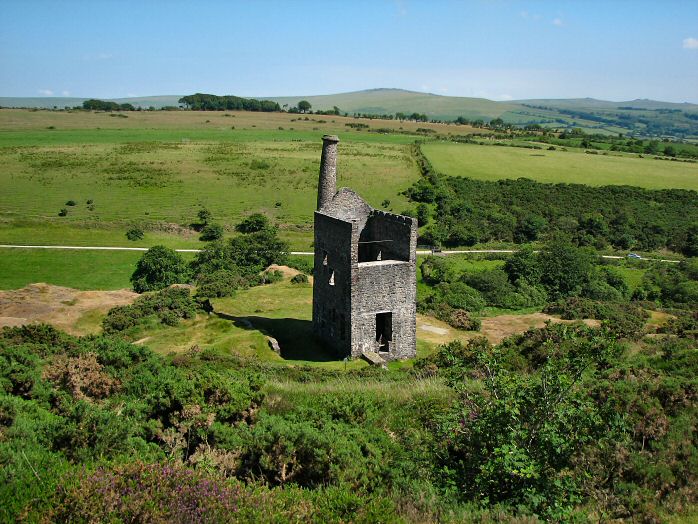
[103,287,197,334]
[286,256,313,275]
[130,246,190,293]
[47,462,243,523]
[437,281,486,312]
[199,223,224,241]
[262,269,283,284]
[58,208,68,217]
[195,269,247,298]
[291,273,309,285]
[236,213,270,233]
[125,227,144,241]
[197,207,212,225]
[447,309,481,330]
[65,200,77,206]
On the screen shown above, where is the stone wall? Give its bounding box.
[359,211,416,263]
[351,260,417,360]
[312,211,354,356]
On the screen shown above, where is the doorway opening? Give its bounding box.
[375,312,392,353]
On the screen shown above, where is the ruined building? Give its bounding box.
[312,135,417,361]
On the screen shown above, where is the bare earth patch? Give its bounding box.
[267,264,314,283]
[418,312,600,346]
[481,313,599,344]
[0,283,138,335]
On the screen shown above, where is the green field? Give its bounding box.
[0,248,143,290]
[0,109,431,250]
[423,142,698,190]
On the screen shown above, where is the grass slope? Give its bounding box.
[0,248,143,290]
[0,109,424,249]
[423,142,698,190]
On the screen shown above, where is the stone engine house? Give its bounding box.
[312,135,417,361]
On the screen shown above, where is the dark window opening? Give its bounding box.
[357,213,410,262]
[340,314,346,340]
[376,312,392,353]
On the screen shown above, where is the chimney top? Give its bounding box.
[322,135,340,143]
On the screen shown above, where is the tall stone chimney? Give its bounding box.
[317,135,339,211]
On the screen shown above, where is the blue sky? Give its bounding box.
[1,0,697,102]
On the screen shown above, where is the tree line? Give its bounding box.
[178,93,281,112]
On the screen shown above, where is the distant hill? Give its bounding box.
[2,88,697,137]
[0,95,183,110]
[263,88,519,121]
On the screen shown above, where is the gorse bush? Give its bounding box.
[1,293,696,522]
[102,287,197,335]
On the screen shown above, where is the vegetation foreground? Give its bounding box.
[2,230,697,521]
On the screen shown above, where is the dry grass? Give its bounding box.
[0,283,137,335]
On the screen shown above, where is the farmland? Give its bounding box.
[422,141,698,190]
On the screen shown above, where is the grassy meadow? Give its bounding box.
[423,141,698,190]
[0,109,460,252]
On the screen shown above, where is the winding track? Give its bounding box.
[0,244,681,263]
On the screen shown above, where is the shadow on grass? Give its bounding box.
[214,312,339,362]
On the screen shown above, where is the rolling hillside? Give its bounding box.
[2,89,697,136]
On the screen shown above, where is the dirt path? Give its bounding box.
[0,283,138,335]
[0,244,682,263]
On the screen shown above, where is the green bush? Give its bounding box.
[195,269,247,298]
[291,273,309,285]
[125,227,144,241]
[236,213,270,233]
[261,269,283,284]
[199,223,224,241]
[102,287,197,335]
[131,245,190,293]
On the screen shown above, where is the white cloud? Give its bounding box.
[61,90,71,96]
[552,18,563,26]
[683,37,698,49]
[38,89,54,96]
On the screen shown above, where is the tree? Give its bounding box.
[130,246,190,293]
[538,238,595,299]
[505,246,541,285]
[197,208,212,225]
[228,228,289,274]
[199,224,223,241]
[297,100,311,113]
[236,213,270,233]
